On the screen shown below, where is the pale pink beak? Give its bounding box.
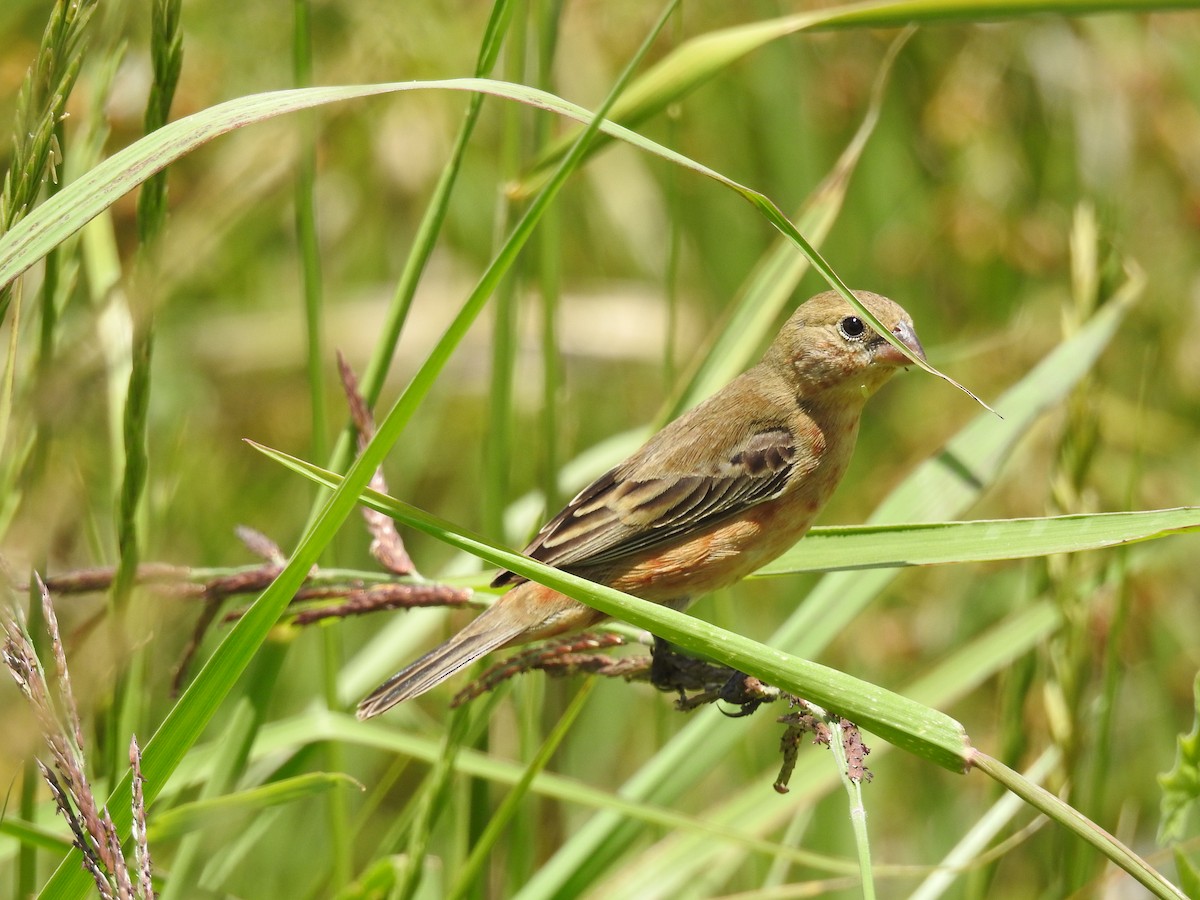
[873,321,925,366]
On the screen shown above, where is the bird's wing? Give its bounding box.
[492,424,798,588]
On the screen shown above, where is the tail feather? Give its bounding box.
[356,609,524,719]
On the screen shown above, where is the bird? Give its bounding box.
[357,289,924,718]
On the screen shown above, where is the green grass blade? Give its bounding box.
[809,0,1200,28]
[252,443,974,773]
[148,772,362,843]
[758,508,1200,575]
[0,77,764,291]
[972,751,1186,899]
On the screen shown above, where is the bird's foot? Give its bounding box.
[649,637,778,717]
[715,672,780,717]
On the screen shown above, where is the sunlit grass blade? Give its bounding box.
[757,508,1200,575]
[251,442,974,772]
[0,77,798,289]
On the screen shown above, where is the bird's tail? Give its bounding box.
[356,604,526,719]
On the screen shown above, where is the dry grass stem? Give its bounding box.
[337,351,417,576]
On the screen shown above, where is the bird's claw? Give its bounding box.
[716,673,779,717]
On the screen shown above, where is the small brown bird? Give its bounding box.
[358,290,924,718]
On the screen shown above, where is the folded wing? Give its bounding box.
[493,426,797,588]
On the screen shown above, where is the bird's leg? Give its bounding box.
[649,636,732,696]
[648,636,682,689]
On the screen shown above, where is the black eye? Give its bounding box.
[838,316,866,340]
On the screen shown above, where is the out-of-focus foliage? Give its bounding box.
[2,1,1200,897]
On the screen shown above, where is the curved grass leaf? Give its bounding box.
[0,77,980,409]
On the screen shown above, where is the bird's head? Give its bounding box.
[765,290,925,401]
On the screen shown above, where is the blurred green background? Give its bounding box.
[2,1,1200,897]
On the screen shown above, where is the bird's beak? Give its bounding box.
[873,320,925,366]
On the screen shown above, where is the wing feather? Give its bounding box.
[492,425,798,589]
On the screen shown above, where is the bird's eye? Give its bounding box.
[838,316,866,340]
